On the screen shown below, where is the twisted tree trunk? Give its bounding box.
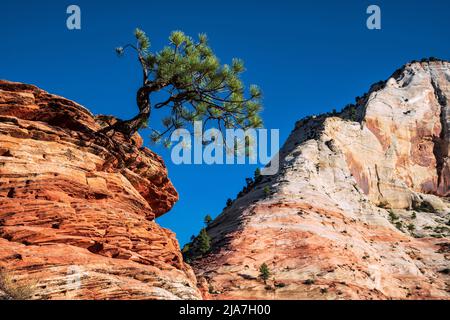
[99,85,152,138]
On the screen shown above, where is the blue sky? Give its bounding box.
[1,0,449,246]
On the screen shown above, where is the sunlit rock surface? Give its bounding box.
[194,60,450,300]
[0,80,201,300]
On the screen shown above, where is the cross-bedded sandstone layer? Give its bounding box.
[194,60,450,300]
[0,80,201,300]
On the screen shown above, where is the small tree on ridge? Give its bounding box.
[259,263,271,284]
[198,228,211,255]
[204,214,213,226]
[102,29,263,143]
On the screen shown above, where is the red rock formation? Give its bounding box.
[0,80,201,300]
[193,60,450,300]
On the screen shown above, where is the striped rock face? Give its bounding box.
[193,61,450,300]
[0,81,201,300]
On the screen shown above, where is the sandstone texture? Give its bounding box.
[0,80,201,300]
[194,60,450,300]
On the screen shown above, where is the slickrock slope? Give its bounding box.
[194,60,450,300]
[0,80,201,300]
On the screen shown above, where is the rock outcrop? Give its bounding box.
[193,60,450,300]
[0,80,201,300]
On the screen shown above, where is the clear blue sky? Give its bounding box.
[1,0,449,246]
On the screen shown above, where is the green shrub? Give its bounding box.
[259,263,271,284]
[388,210,399,221]
[208,284,215,294]
[254,168,263,184]
[204,214,213,226]
[0,269,35,300]
[198,228,211,255]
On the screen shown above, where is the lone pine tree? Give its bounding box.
[198,228,211,255]
[102,29,263,143]
[204,214,213,226]
[259,263,271,284]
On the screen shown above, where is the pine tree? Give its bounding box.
[254,168,261,180]
[198,228,211,255]
[254,168,262,184]
[204,214,213,226]
[181,243,192,263]
[259,263,271,284]
[102,29,263,141]
[245,177,254,188]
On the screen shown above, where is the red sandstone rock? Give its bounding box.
[0,80,201,300]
